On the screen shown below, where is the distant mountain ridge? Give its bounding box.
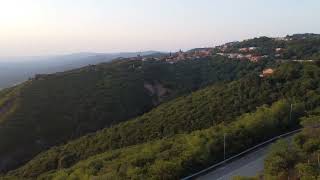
[0,51,162,90]
[1,33,319,90]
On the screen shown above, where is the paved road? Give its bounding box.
[198,137,292,180]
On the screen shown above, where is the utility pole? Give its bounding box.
[290,103,293,122]
[317,152,320,167]
[224,133,226,161]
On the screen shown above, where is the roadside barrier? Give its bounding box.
[181,129,302,180]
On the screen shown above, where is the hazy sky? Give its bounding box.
[0,0,319,57]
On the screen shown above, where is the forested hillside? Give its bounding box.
[1,34,320,179]
[0,57,261,173]
[29,100,304,179]
[4,62,320,179]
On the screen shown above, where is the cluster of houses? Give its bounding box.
[216,46,269,62]
[274,37,292,41]
[239,47,258,53]
[135,49,214,64]
[216,52,269,62]
[215,44,264,62]
[128,36,295,64]
[216,44,286,62]
[163,49,213,64]
[129,43,287,64]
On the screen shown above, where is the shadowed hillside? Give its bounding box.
[6,62,320,179]
[0,56,261,172]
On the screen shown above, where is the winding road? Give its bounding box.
[198,145,270,179]
[197,137,292,180]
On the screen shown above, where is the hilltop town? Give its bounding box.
[129,34,320,64]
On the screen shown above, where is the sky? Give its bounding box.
[0,0,319,57]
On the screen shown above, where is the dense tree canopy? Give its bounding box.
[0,57,263,172]
[4,100,305,180]
[4,62,320,179]
[1,34,320,179]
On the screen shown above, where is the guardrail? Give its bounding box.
[181,129,302,180]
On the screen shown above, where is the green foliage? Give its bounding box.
[295,163,319,180]
[284,38,320,60]
[6,62,320,178]
[21,99,301,179]
[1,34,320,179]
[264,140,301,179]
[2,47,320,179]
[262,108,320,179]
[0,57,262,172]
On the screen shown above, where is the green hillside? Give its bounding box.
[35,100,304,180]
[1,34,320,179]
[0,57,261,172]
[5,62,320,179]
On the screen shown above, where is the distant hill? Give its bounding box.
[0,51,160,89]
